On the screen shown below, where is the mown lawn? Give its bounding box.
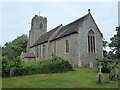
[2,68,119,88]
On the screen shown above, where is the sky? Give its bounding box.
[118,1,120,25]
[0,1,118,48]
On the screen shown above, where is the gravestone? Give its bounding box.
[98,63,102,73]
[109,61,119,80]
[96,63,103,83]
[89,61,93,68]
[10,67,16,77]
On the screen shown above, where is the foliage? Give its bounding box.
[96,58,115,73]
[2,34,28,77]
[102,39,108,58]
[109,26,120,59]
[16,55,73,76]
[10,56,22,68]
[102,40,108,49]
[2,56,22,77]
[2,56,11,77]
[2,34,28,60]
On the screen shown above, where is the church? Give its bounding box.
[22,9,103,68]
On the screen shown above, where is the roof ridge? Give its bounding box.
[31,13,91,48]
[48,25,63,41]
[63,13,89,27]
[31,24,63,47]
[47,24,63,33]
[36,24,63,41]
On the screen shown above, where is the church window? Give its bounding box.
[43,45,45,58]
[66,40,69,53]
[40,22,43,29]
[88,30,95,53]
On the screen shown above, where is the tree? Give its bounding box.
[103,40,108,49]
[2,34,28,60]
[102,39,108,58]
[109,26,120,60]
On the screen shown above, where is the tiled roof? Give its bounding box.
[31,13,102,48]
[52,13,89,40]
[31,24,63,47]
[22,53,35,58]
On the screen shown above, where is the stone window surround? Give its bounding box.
[40,22,43,29]
[65,40,69,53]
[88,30,96,53]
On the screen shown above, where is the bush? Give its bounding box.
[16,55,73,76]
[10,56,22,68]
[96,58,114,73]
[16,56,73,75]
[2,56,11,77]
[2,56,22,77]
[101,63,111,73]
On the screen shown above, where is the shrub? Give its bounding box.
[16,55,73,76]
[101,62,111,73]
[96,58,114,73]
[2,56,22,77]
[16,61,41,75]
[10,56,22,68]
[2,56,11,77]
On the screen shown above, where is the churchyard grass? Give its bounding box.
[2,68,118,88]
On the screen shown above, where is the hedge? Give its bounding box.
[16,55,73,76]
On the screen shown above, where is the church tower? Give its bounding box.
[27,15,47,52]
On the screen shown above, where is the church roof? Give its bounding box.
[52,13,89,41]
[31,13,102,48]
[32,24,63,47]
[21,52,35,58]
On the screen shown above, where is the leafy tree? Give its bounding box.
[109,26,120,60]
[102,39,108,58]
[2,34,28,60]
[103,40,108,49]
[2,34,27,77]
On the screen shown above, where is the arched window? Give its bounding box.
[66,40,69,53]
[40,22,43,29]
[43,45,45,58]
[88,30,95,53]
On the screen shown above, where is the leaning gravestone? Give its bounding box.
[109,61,119,80]
[96,63,103,83]
[10,67,16,77]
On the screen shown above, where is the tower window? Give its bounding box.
[40,22,43,29]
[66,40,69,53]
[88,30,95,53]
